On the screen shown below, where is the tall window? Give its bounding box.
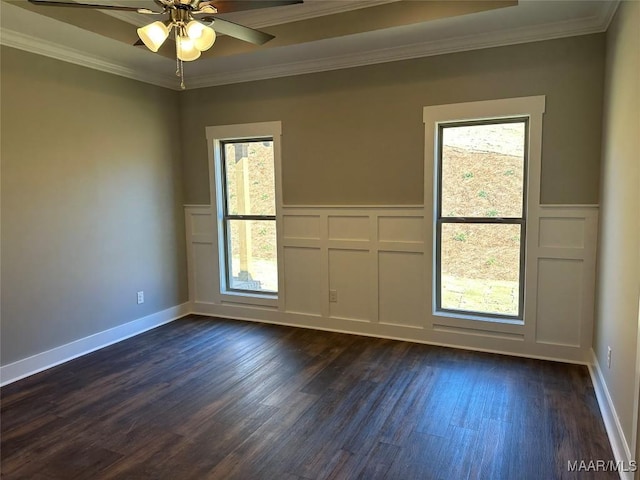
[220,138,278,295]
[436,118,528,320]
[425,96,544,326]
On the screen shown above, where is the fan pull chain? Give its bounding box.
[175,33,186,90]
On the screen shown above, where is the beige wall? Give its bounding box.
[180,34,605,206]
[594,0,640,452]
[1,46,188,365]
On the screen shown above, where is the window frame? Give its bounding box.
[435,117,529,321]
[423,96,545,331]
[206,121,283,308]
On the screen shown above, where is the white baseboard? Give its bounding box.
[588,349,634,480]
[0,303,190,387]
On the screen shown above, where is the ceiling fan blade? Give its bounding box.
[28,0,159,13]
[204,0,302,15]
[201,16,275,45]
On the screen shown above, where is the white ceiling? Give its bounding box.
[0,0,619,90]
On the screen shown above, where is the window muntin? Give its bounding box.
[220,138,277,295]
[436,118,528,320]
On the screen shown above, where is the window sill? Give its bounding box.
[434,310,523,326]
[219,290,278,308]
[432,310,525,336]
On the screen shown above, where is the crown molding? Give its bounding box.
[187,6,615,89]
[601,0,621,30]
[0,28,178,90]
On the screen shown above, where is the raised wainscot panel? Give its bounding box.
[328,216,369,241]
[193,243,217,303]
[378,216,423,243]
[378,251,425,328]
[191,212,214,236]
[535,258,583,347]
[283,247,322,315]
[283,215,321,240]
[329,249,370,321]
[539,217,585,249]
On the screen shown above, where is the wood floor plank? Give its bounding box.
[468,417,509,480]
[1,315,617,479]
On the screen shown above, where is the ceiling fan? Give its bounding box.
[27,0,304,88]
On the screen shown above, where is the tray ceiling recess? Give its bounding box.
[0,0,619,90]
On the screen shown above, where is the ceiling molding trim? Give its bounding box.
[600,0,621,31]
[187,10,613,89]
[0,28,177,90]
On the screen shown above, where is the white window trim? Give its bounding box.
[423,96,545,333]
[206,121,284,309]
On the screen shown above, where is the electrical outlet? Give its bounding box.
[137,291,144,304]
[607,346,612,368]
[329,290,338,303]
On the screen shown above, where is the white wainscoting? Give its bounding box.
[186,204,598,363]
[184,205,216,304]
[532,205,599,355]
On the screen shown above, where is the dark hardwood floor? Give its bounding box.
[1,315,616,479]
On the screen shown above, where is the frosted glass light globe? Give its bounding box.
[137,21,169,52]
[186,20,216,51]
[177,36,201,61]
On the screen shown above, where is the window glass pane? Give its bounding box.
[441,122,525,218]
[224,140,275,216]
[441,223,521,316]
[227,219,277,293]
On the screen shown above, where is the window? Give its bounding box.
[436,119,527,320]
[424,96,545,325]
[206,121,282,303]
[221,139,277,294]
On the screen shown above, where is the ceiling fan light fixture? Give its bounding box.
[177,36,201,61]
[186,21,216,51]
[26,0,305,89]
[137,21,169,52]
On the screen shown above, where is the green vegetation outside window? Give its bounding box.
[436,119,528,320]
